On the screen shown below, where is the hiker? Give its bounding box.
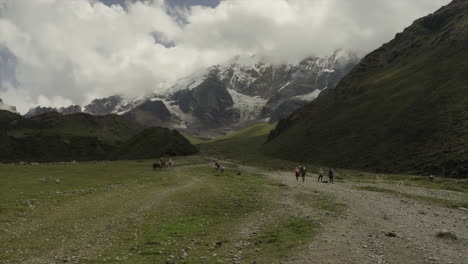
[318,168,324,182]
[328,168,334,184]
[301,166,307,182]
[294,167,300,181]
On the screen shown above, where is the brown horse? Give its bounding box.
[153,162,163,170]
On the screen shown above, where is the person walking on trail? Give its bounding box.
[294,167,300,181]
[301,166,307,182]
[318,168,324,182]
[328,168,335,184]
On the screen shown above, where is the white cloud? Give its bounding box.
[0,0,451,113]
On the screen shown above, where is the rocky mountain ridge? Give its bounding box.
[21,51,359,136]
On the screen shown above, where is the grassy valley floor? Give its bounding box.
[1,123,467,263]
[0,156,341,264]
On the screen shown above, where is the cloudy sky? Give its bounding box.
[0,0,451,113]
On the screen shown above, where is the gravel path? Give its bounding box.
[267,171,468,264]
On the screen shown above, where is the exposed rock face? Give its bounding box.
[24,105,82,117]
[122,100,173,127]
[59,105,82,115]
[83,95,128,115]
[24,106,58,118]
[20,51,359,136]
[170,74,237,129]
[154,51,358,136]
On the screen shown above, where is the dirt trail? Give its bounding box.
[266,171,468,264]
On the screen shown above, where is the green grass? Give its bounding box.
[180,132,211,145]
[355,186,468,209]
[85,166,275,264]
[0,156,207,221]
[243,217,318,263]
[0,155,325,264]
[196,122,311,170]
[344,170,468,193]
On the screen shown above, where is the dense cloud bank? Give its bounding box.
[0,0,450,113]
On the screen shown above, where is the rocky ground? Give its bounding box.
[264,170,468,264]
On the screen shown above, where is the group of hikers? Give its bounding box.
[295,166,335,184]
[152,158,175,170]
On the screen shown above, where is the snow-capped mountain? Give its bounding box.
[154,50,360,135]
[0,98,17,113]
[23,51,360,136]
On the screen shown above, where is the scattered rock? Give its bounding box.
[214,241,223,248]
[384,231,398,238]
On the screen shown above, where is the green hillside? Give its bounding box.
[0,111,198,162]
[196,123,300,169]
[264,0,468,177]
[112,127,199,160]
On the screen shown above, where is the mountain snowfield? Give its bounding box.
[18,51,360,136]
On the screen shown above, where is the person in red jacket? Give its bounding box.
[294,167,300,181]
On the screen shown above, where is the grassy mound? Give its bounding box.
[112,127,199,160]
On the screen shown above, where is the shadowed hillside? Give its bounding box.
[0,110,197,162]
[112,127,199,160]
[264,0,468,177]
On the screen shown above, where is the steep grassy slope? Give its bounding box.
[264,0,468,177]
[112,127,199,159]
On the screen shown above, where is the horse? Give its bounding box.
[153,162,162,170]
